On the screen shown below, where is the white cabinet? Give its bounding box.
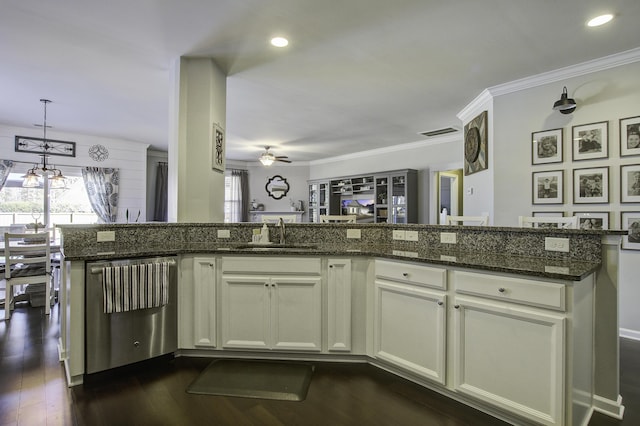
[373,260,447,384]
[327,259,351,352]
[450,270,592,426]
[193,257,216,347]
[220,257,322,352]
[452,295,565,426]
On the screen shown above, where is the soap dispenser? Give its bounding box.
[261,223,270,243]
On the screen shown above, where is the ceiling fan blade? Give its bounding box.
[276,158,292,163]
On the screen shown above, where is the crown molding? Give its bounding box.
[309,132,460,166]
[457,89,494,124]
[488,47,640,97]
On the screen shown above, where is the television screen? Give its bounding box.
[341,199,374,221]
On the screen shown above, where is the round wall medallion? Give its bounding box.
[464,127,481,163]
[88,144,109,162]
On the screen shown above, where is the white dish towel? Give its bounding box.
[102,262,170,314]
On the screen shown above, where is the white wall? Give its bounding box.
[247,163,310,220]
[0,124,148,223]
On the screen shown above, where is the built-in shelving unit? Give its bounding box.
[308,169,417,223]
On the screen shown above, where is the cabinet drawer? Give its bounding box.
[222,256,321,275]
[375,259,446,290]
[454,271,565,311]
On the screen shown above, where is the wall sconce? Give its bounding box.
[552,86,577,114]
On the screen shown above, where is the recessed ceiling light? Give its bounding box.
[270,37,289,47]
[587,14,614,27]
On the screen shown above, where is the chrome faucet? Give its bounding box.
[277,217,286,244]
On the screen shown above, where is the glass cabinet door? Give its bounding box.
[308,181,329,222]
[391,175,407,224]
[375,176,389,223]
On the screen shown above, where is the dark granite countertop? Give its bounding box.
[61,242,601,281]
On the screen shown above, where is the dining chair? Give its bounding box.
[445,215,489,226]
[320,215,357,223]
[3,232,52,320]
[518,216,578,229]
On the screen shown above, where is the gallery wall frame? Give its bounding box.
[573,166,609,204]
[532,170,563,204]
[620,164,640,203]
[573,211,609,230]
[532,128,563,165]
[572,121,608,161]
[620,116,640,157]
[621,211,640,250]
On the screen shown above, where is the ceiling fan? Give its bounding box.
[259,146,291,166]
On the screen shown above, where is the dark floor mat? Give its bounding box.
[186,359,314,401]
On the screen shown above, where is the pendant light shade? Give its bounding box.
[553,86,577,114]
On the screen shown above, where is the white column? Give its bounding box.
[168,57,227,222]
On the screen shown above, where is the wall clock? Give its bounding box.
[88,144,109,162]
[464,110,488,176]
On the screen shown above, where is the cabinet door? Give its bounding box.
[453,295,565,426]
[327,259,351,352]
[374,279,447,384]
[193,257,216,347]
[220,275,270,350]
[271,276,322,351]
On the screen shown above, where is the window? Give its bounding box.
[224,169,247,223]
[0,166,98,226]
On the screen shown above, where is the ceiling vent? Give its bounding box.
[419,127,459,137]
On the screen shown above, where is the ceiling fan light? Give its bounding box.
[552,86,577,114]
[259,152,275,166]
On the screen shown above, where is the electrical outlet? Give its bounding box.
[346,229,361,239]
[545,237,570,252]
[405,230,419,241]
[96,231,115,242]
[440,232,457,244]
[392,230,406,240]
[217,229,231,238]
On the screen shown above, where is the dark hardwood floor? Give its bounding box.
[1,302,639,426]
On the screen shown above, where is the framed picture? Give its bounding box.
[620,116,640,157]
[464,110,488,176]
[212,122,225,173]
[573,212,609,230]
[532,170,563,204]
[621,212,640,250]
[573,166,609,204]
[572,121,608,161]
[532,128,563,165]
[620,164,640,203]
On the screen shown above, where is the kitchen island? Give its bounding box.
[57,222,624,426]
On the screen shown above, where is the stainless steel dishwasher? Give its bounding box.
[85,256,178,374]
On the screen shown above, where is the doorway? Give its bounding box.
[437,169,463,224]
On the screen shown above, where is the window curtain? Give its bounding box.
[153,162,168,221]
[0,160,14,191]
[228,169,249,222]
[82,167,119,223]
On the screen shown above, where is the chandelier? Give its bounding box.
[20,99,68,188]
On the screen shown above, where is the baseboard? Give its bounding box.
[592,394,624,420]
[619,328,640,341]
